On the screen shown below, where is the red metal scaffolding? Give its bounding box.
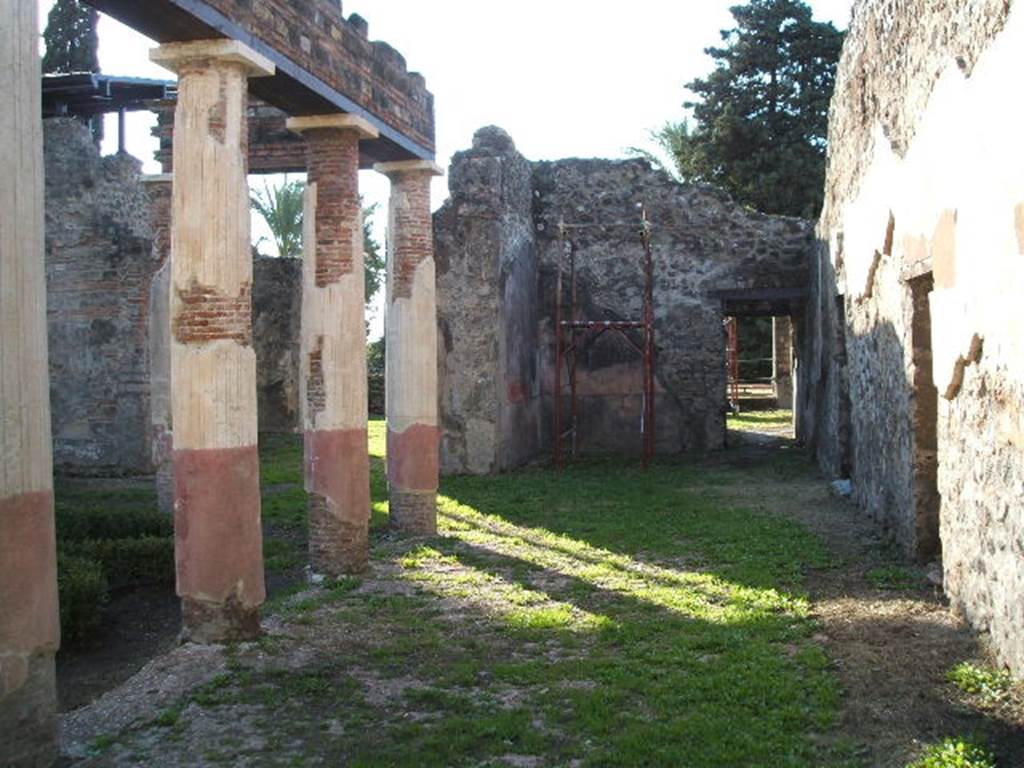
[725,316,740,410]
[553,208,656,469]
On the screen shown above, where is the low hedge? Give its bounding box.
[63,536,175,588]
[58,553,109,644]
[56,506,173,543]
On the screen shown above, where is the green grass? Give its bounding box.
[866,565,920,591]
[727,409,793,429]
[906,737,997,768]
[122,419,855,767]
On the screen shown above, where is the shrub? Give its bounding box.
[56,505,173,543]
[907,737,997,768]
[64,536,175,587]
[58,553,109,643]
[947,662,1012,701]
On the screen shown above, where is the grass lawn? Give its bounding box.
[102,418,855,768]
[727,409,793,431]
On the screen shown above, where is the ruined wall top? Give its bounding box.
[823,0,1010,228]
[88,0,434,165]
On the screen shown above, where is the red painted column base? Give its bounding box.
[0,490,59,768]
[173,446,265,643]
[0,652,57,768]
[387,424,440,536]
[304,428,371,575]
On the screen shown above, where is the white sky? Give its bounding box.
[38,0,853,337]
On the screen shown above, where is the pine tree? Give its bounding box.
[42,0,99,75]
[658,0,843,218]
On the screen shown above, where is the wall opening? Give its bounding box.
[908,273,940,561]
[834,294,853,477]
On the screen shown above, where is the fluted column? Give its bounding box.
[150,40,274,642]
[287,115,377,575]
[0,1,60,764]
[375,160,443,535]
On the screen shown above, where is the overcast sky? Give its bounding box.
[38,0,853,335]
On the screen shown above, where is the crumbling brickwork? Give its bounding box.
[799,0,1024,673]
[436,127,813,474]
[201,0,433,150]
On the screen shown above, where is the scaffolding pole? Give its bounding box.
[554,207,656,469]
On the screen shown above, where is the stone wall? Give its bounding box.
[799,0,1024,673]
[44,119,161,475]
[436,127,813,474]
[44,120,306,479]
[253,255,302,432]
[435,128,540,475]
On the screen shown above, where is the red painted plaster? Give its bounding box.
[304,428,370,522]
[0,491,59,654]
[173,446,265,607]
[387,424,440,492]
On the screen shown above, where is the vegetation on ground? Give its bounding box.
[727,409,793,429]
[865,565,920,591]
[84,419,866,767]
[947,663,1013,704]
[906,737,998,768]
[54,484,174,642]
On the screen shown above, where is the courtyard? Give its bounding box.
[54,420,1024,767]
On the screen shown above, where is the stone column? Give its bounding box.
[287,115,378,575]
[375,161,443,535]
[150,41,274,642]
[0,1,61,764]
[773,316,794,410]
[143,174,175,516]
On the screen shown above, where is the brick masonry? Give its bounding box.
[305,128,360,286]
[172,282,254,346]
[46,120,307,482]
[198,0,434,151]
[44,118,162,475]
[390,173,434,301]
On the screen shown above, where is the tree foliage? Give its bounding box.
[250,179,384,306]
[658,0,843,218]
[42,0,99,74]
[362,202,385,308]
[251,179,305,259]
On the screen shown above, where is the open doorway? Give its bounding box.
[724,314,796,441]
[908,273,940,561]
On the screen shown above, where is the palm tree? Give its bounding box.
[251,177,304,259]
[250,177,384,307]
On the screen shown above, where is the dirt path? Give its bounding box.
[718,429,1024,767]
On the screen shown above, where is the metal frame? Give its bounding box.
[725,316,740,411]
[553,208,656,469]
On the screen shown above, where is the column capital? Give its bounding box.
[374,159,444,178]
[150,39,275,78]
[286,113,379,140]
